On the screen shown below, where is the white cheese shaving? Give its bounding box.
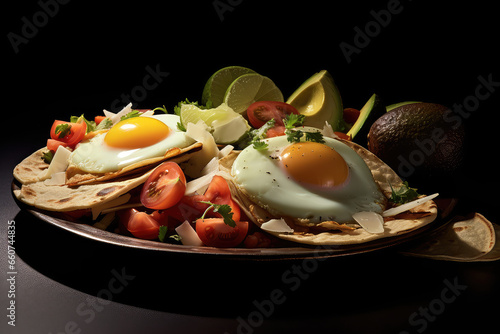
[103,102,133,124]
[382,193,439,217]
[261,219,294,233]
[175,221,204,246]
[39,145,72,181]
[183,121,220,178]
[352,211,385,234]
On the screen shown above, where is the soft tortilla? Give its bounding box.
[220,140,438,246]
[13,143,202,211]
[399,213,497,262]
[13,142,202,186]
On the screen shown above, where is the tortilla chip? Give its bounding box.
[400,213,497,262]
[220,140,438,246]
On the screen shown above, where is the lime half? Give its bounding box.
[223,73,284,114]
[201,66,256,107]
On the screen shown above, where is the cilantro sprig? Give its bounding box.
[389,181,420,204]
[199,201,236,227]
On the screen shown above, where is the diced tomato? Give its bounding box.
[94,115,107,125]
[140,162,186,210]
[247,101,300,129]
[343,108,360,124]
[46,138,69,151]
[117,208,164,240]
[195,218,248,248]
[334,132,351,141]
[244,231,273,248]
[265,125,286,138]
[49,120,87,148]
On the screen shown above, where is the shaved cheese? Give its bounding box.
[183,121,219,178]
[103,102,133,124]
[140,110,155,117]
[218,144,234,158]
[175,221,204,246]
[39,145,71,181]
[321,121,339,139]
[382,193,439,217]
[93,212,115,230]
[185,172,216,196]
[261,219,294,233]
[352,211,384,234]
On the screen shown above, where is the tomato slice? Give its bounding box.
[49,120,87,148]
[247,101,300,128]
[118,208,161,240]
[140,162,186,210]
[195,218,248,247]
[46,138,69,151]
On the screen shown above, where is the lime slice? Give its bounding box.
[180,103,236,127]
[179,102,250,144]
[223,73,284,114]
[201,66,256,107]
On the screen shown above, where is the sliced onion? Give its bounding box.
[261,219,294,233]
[175,221,204,246]
[352,211,384,234]
[382,193,439,217]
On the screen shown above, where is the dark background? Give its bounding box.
[2,1,499,333]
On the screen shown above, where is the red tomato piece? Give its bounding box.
[202,175,240,222]
[94,115,107,125]
[46,138,69,152]
[247,101,299,128]
[140,162,186,210]
[118,208,160,240]
[343,108,360,124]
[195,218,248,248]
[49,120,87,148]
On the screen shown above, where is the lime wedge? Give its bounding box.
[201,66,256,107]
[223,73,284,115]
[179,102,250,144]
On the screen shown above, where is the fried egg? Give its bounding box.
[231,135,386,223]
[70,114,195,173]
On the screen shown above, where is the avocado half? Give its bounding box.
[347,93,386,146]
[286,70,344,130]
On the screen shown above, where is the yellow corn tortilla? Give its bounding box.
[220,140,438,246]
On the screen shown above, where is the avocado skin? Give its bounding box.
[367,103,465,193]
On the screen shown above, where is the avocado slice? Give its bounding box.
[346,94,385,146]
[386,101,421,112]
[286,70,344,130]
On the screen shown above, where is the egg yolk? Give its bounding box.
[279,141,349,188]
[104,117,171,149]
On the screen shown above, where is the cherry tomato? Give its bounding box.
[140,162,186,210]
[195,218,248,248]
[49,120,87,148]
[247,101,300,128]
[343,108,360,124]
[118,208,161,240]
[94,115,107,125]
[202,175,241,222]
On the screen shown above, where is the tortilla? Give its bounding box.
[13,142,202,212]
[13,142,202,186]
[219,140,438,246]
[399,213,497,262]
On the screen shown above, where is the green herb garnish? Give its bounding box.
[284,113,305,130]
[55,123,72,138]
[120,110,142,121]
[158,225,168,242]
[41,151,54,164]
[390,181,420,204]
[199,201,236,227]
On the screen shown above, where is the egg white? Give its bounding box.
[70,114,195,173]
[231,136,386,223]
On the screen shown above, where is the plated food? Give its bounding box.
[13,66,498,260]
